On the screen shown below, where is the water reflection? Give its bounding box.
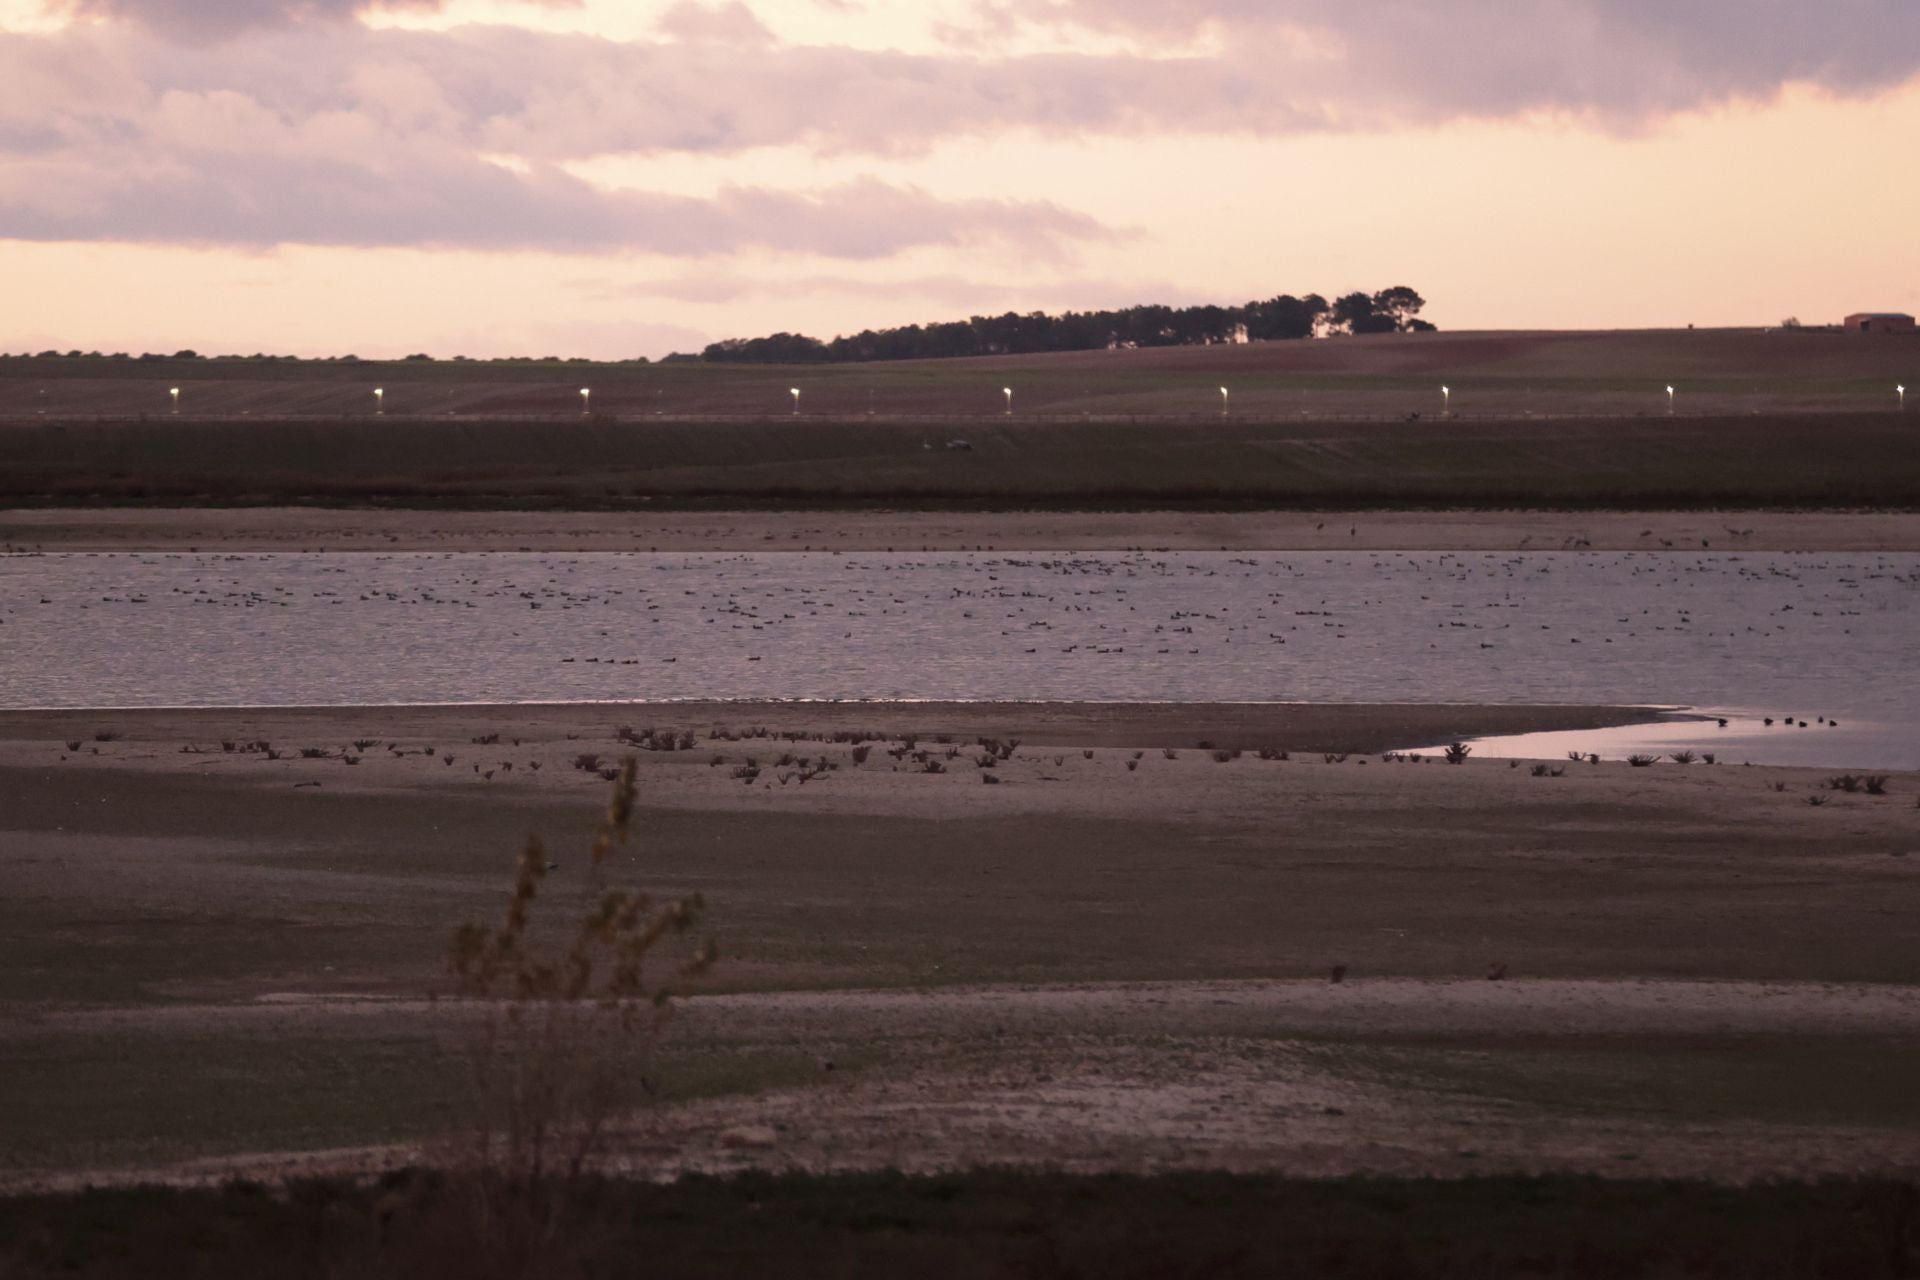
[2,550,1914,765]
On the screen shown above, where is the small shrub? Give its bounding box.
[1211,750,1234,763]
[1324,752,1350,764]
[1530,763,1551,777]
[64,740,80,752]
[981,773,1000,785]
[1627,755,1660,767]
[353,738,378,752]
[1827,775,1861,793]
[1806,794,1828,806]
[472,732,500,745]
[1083,749,1094,760]
[851,745,872,764]
[1670,750,1697,765]
[1126,759,1139,772]
[573,753,603,773]
[93,731,120,742]
[300,747,329,759]
[1443,742,1471,764]
[923,760,946,775]
[1865,776,1890,796]
[445,759,714,1250]
[1163,748,1178,760]
[1701,753,1716,765]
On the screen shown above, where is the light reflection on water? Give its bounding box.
[2,550,1915,766]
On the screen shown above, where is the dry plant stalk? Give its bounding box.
[444,755,716,1232]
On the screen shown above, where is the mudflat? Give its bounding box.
[7,506,1920,552]
[2,700,1916,1187]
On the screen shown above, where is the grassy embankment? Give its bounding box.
[4,413,1918,509]
[4,329,1917,508]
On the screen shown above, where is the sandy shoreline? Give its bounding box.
[0,700,1670,756]
[5,695,1918,1185]
[7,507,1920,552]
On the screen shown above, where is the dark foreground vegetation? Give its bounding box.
[4,1172,1916,1279]
[5,413,1917,510]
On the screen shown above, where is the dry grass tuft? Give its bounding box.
[441,757,716,1269]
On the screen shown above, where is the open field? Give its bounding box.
[3,701,1917,1192]
[5,328,1918,421]
[10,506,1920,552]
[4,411,1919,509]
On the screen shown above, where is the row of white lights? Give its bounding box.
[163,384,1912,412]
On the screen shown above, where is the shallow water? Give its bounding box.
[2,550,1915,766]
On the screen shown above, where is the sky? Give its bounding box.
[2,0,1918,359]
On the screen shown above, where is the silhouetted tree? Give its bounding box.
[701,288,1425,362]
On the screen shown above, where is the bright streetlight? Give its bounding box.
[1440,385,1451,416]
[168,387,180,414]
[373,387,384,415]
[790,387,801,415]
[1002,386,1013,414]
[1219,386,1230,415]
[1900,384,1907,411]
[579,387,591,414]
[1666,384,1676,414]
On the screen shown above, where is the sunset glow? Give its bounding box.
[4,1,1918,357]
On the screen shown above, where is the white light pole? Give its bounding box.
[1666,384,1675,415]
[789,387,802,415]
[1002,386,1013,415]
[1219,386,1230,416]
[373,387,384,415]
[579,387,591,415]
[169,387,180,414]
[1441,385,1450,417]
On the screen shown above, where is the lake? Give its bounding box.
[2,550,1915,766]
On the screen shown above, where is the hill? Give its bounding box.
[0,328,1913,422]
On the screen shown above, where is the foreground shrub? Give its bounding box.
[444,758,716,1265]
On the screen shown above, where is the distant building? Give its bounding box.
[1844,312,1916,334]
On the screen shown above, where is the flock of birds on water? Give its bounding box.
[1,551,1912,723]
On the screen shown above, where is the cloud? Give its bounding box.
[991,1,1920,125]
[654,0,775,47]
[49,0,441,40]
[0,135,1112,254]
[4,4,1918,255]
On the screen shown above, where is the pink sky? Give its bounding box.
[2,0,1917,358]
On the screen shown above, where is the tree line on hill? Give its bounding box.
[697,288,1431,364]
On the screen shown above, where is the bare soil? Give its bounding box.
[8,507,1920,552]
[3,701,1917,1187]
